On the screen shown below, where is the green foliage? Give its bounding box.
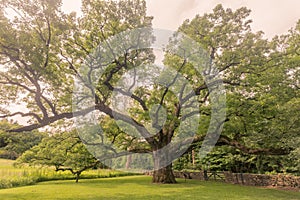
[174,145,298,175]
[0,120,46,159]
[172,4,300,175]
[16,131,101,182]
[0,0,74,119]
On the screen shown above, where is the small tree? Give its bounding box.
[17,131,99,182]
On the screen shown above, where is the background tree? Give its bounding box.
[0,120,46,159]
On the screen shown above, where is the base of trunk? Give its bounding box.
[152,165,177,184]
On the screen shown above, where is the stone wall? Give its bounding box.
[173,171,206,180]
[223,172,300,188]
[145,171,300,189]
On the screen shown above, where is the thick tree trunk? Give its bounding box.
[152,163,177,183]
[152,151,176,184]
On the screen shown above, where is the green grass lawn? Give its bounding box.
[0,176,299,200]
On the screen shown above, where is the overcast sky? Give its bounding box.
[62,0,300,38]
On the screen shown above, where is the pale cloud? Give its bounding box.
[61,0,82,14]
[146,0,199,30]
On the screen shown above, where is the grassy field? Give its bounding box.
[0,159,135,189]
[0,176,299,200]
[1,159,299,199]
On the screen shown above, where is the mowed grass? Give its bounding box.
[1,159,299,199]
[0,176,299,200]
[0,159,136,189]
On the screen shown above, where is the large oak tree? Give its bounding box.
[0,1,298,183]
